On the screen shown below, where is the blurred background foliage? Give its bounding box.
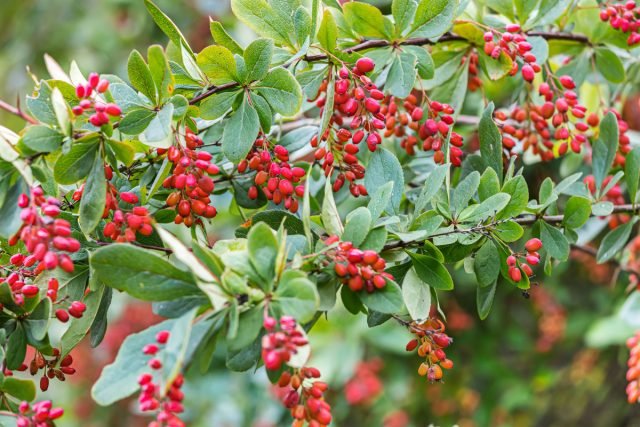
[1,0,640,426]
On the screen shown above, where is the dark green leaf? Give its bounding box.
[408,252,453,290]
[479,103,503,184]
[597,218,638,263]
[79,152,107,234]
[365,147,404,214]
[21,126,64,153]
[222,94,260,163]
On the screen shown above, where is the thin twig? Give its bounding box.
[0,99,37,124]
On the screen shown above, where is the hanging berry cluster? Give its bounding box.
[507,238,542,282]
[494,75,589,160]
[326,237,392,293]
[405,318,454,382]
[600,1,640,45]
[277,368,332,427]
[238,138,305,213]
[311,57,383,197]
[626,332,640,404]
[138,330,186,427]
[16,400,64,427]
[262,315,308,371]
[103,192,154,242]
[24,349,77,392]
[483,24,540,82]
[72,72,121,127]
[11,187,79,273]
[160,129,219,227]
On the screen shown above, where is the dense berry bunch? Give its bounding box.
[16,400,64,427]
[277,367,332,427]
[507,238,542,282]
[238,138,305,213]
[262,315,308,371]
[326,238,392,292]
[495,75,589,160]
[160,129,219,227]
[311,58,383,197]
[626,332,640,404]
[21,349,77,392]
[138,330,186,427]
[600,1,640,45]
[405,318,454,382]
[72,72,121,127]
[102,192,153,242]
[483,24,540,82]
[10,187,79,273]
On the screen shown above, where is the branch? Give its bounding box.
[187,31,591,106]
[0,99,37,124]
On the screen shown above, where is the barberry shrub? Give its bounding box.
[0,0,639,425]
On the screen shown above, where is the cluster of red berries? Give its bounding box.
[483,24,540,82]
[11,348,77,392]
[138,330,186,427]
[16,400,64,427]
[464,52,482,92]
[262,316,308,371]
[238,138,305,213]
[626,332,640,404]
[10,187,79,273]
[326,237,392,293]
[405,318,454,382]
[600,1,640,45]
[495,75,589,160]
[72,72,121,127]
[392,97,463,166]
[159,129,219,227]
[311,57,382,197]
[507,238,542,282]
[277,367,332,427]
[103,193,154,242]
[343,358,384,406]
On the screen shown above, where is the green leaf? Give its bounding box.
[91,244,202,301]
[563,196,591,229]
[626,147,640,204]
[493,220,524,242]
[79,152,107,235]
[415,164,449,214]
[342,207,372,247]
[368,182,394,222]
[210,21,244,55]
[459,193,510,223]
[393,0,418,36]
[479,102,503,184]
[408,252,453,290]
[476,279,497,320]
[255,68,303,116]
[474,240,500,287]
[118,108,156,135]
[594,47,625,83]
[200,91,240,120]
[365,147,404,214]
[231,0,294,47]
[6,324,26,370]
[243,38,273,82]
[24,296,51,342]
[222,94,260,163]
[539,221,569,261]
[252,93,273,133]
[343,2,389,39]
[479,168,500,201]
[140,103,174,148]
[403,46,435,79]
[147,45,175,102]
[144,0,194,57]
[411,0,456,38]
[452,171,480,214]
[2,377,36,401]
[247,222,278,285]
[21,126,64,153]
[322,177,343,236]
[227,306,263,351]
[386,52,417,98]
[596,218,638,263]
[498,175,528,219]
[60,283,105,358]
[318,10,337,52]
[26,81,57,126]
[197,45,238,84]
[127,50,157,104]
[274,271,319,323]
[358,279,404,314]
[402,267,431,321]
[53,135,99,185]
[592,112,619,191]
